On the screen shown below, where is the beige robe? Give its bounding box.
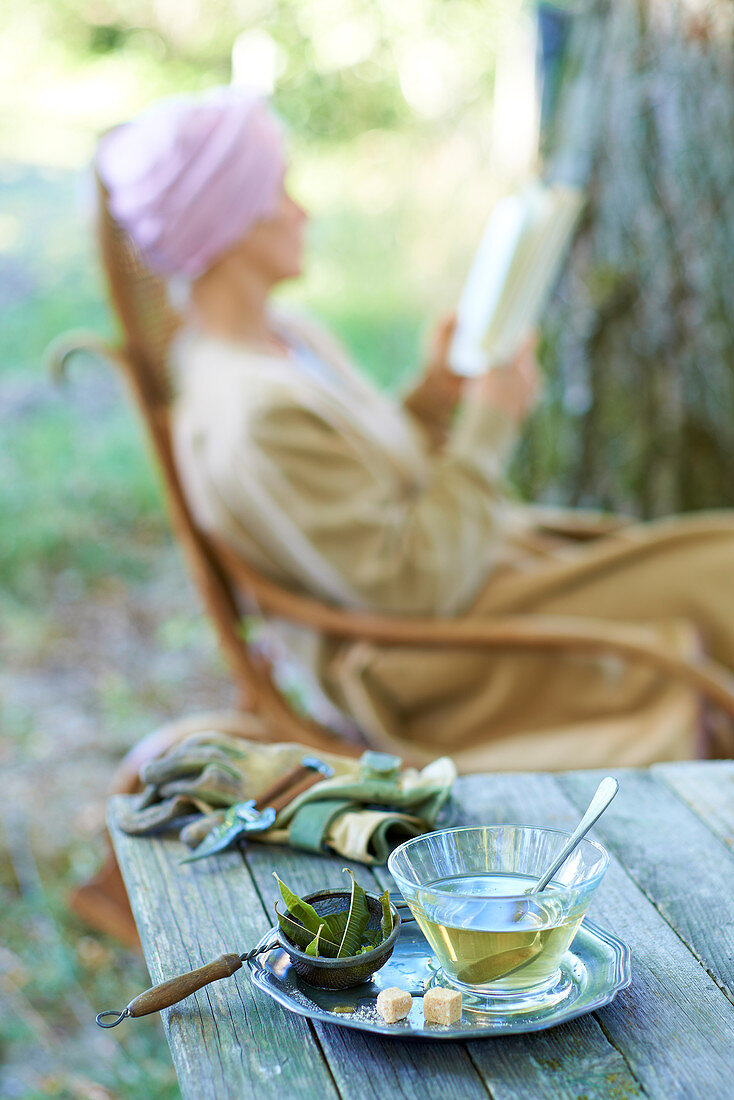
[172,310,734,773]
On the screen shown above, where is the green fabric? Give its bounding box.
[287,799,360,853]
[359,751,402,782]
[367,815,425,864]
[274,771,452,829]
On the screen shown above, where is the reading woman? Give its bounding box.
[97,88,734,772]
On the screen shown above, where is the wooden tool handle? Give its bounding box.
[269,770,326,812]
[255,760,331,812]
[254,763,313,810]
[126,953,242,1017]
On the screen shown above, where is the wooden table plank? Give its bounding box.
[453,772,734,1100]
[244,840,491,1100]
[311,1026,492,1100]
[464,1013,644,1100]
[108,798,340,1100]
[558,768,734,1003]
[653,760,734,849]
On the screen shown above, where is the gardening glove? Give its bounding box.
[116,731,357,834]
[117,731,456,864]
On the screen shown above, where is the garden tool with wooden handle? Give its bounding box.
[179,756,335,863]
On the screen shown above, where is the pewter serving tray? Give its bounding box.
[248,919,631,1039]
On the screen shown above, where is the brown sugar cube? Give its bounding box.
[376,987,412,1023]
[423,986,462,1025]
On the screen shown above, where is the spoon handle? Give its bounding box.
[530,776,619,894]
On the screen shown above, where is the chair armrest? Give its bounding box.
[44,330,124,383]
[211,533,734,721]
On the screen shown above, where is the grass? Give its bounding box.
[1,397,164,596]
[0,843,180,1099]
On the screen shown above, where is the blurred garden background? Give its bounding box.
[1,0,732,1096]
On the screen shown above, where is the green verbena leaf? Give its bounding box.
[380,889,393,943]
[272,870,387,960]
[273,873,324,936]
[305,924,325,957]
[337,869,371,958]
[321,909,348,943]
[275,903,341,957]
[275,903,314,952]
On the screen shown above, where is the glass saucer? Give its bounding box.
[247,918,630,1039]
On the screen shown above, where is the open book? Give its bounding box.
[449,181,585,376]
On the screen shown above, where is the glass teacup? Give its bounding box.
[388,824,609,1014]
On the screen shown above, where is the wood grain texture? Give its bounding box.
[108,797,339,1100]
[557,768,734,1002]
[454,771,734,1100]
[244,840,491,1100]
[466,1013,643,1100]
[312,1024,492,1100]
[653,760,734,849]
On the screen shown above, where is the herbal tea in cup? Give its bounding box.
[388,825,609,1013]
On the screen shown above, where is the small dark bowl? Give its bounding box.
[276,888,401,990]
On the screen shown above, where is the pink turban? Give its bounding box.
[96,87,286,278]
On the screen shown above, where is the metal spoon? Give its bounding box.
[530,776,619,894]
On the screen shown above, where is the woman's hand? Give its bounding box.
[468,333,541,424]
[409,318,540,427]
[415,312,463,410]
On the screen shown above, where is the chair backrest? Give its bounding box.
[95,174,182,408]
[95,173,330,742]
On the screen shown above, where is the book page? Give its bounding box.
[450,182,585,376]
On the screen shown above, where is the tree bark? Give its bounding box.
[517,0,734,517]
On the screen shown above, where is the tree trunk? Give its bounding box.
[517,0,734,517]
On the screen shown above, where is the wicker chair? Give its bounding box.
[50,176,734,944]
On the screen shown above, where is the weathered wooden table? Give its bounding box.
[108,761,734,1100]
